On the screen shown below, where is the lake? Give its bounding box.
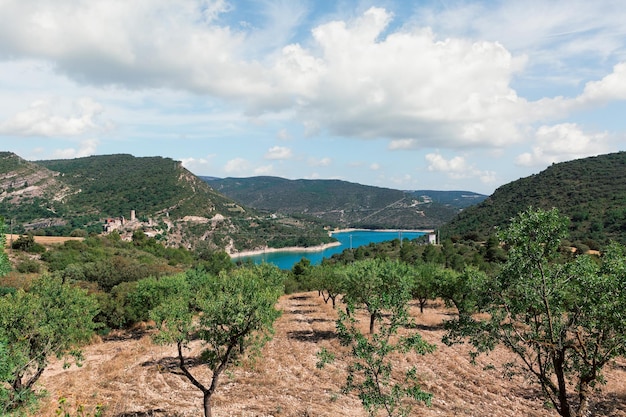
[238,229,427,270]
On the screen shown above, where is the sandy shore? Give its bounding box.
[229,241,342,259]
[329,228,435,234]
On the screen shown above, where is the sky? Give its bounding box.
[0,0,625,195]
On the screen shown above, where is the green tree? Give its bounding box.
[312,264,346,308]
[436,266,489,319]
[444,208,626,417]
[0,219,11,277]
[0,277,99,412]
[408,263,440,314]
[318,261,435,417]
[343,259,412,334]
[150,265,284,417]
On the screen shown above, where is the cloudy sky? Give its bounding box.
[1,0,625,194]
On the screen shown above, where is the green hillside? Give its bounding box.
[0,153,332,251]
[204,176,485,229]
[442,152,626,248]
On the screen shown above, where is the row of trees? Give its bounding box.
[311,208,626,417]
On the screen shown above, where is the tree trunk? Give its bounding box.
[369,313,376,334]
[203,391,212,417]
[553,352,572,417]
[577,376,594,417]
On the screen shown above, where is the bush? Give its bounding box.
[16,259,40,274]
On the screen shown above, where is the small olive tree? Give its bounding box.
[0,277,99,412]
[444,207,626,417]
[318,259,435,417]
[150,264,284,417]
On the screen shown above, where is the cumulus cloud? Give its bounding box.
[223,157,250,175]
[180,155,215,174]
[426,152,496,184]
[264,146,292,160]
[51,138,99,159]
[2,1,625,166]
[254,164,274,175]
[0,97,104,137]
[515,123,610,167]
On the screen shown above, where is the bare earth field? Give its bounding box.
[36,292,626,417]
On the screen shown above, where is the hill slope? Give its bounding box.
[443,152,626,247]
[0,153,331,252]
[204,176,486,230]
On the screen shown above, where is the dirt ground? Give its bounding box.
[36,292,626,417]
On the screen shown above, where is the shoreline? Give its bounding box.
[229,228,433,259]
[329,228,434,234]
[229,241,342,259]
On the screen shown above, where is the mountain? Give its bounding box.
[442,152,626,248]
[203,176,487,230]
[0,153,332,252]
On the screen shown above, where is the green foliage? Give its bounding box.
[343,259,412,334]
[435,266,489,318]
[0,219,11,278]
[318,259,435,417]
[408,263,440,313]
[149,265,284,417]
[443,151,626,246]
[11,234,46,254]
[41,235,181,292]
[444,207,626,417]
[207,176,482,229]
[312,264,347,308]
[15,259,41,274]
[0,277,99,413]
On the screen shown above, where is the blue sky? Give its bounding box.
[0,0,625,194]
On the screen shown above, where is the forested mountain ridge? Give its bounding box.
[442,151,626,248]
[0,153,332,251]
[203,176,486,229]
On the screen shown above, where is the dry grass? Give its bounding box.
[35,293,626,417]
[4,234,84,248]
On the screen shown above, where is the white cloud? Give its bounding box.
[515,123,610,167]
[578,63,626,104]
[308,157,331,167]
[388,139,418,150]
[254,164,274,175]
[51,138,99,159]
[0,97,105,137]
[223,157,250,175]
[426,152,496,184]
[369,163,380,171]
[264,146,292,160]
[180,155,215,174]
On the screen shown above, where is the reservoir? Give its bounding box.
[238,229,427,270]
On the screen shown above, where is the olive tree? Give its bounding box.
[444,207,626,417]
[150,264,284,417]
[312,264,346,308]
[343,259,413,334]
[0,277,99,412]
[318,259,435,417]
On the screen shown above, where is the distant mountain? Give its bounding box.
[0,153,332,252]
[202,176,487,230]
[442,152,626,248]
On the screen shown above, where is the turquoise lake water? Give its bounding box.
[238,230,427,270]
